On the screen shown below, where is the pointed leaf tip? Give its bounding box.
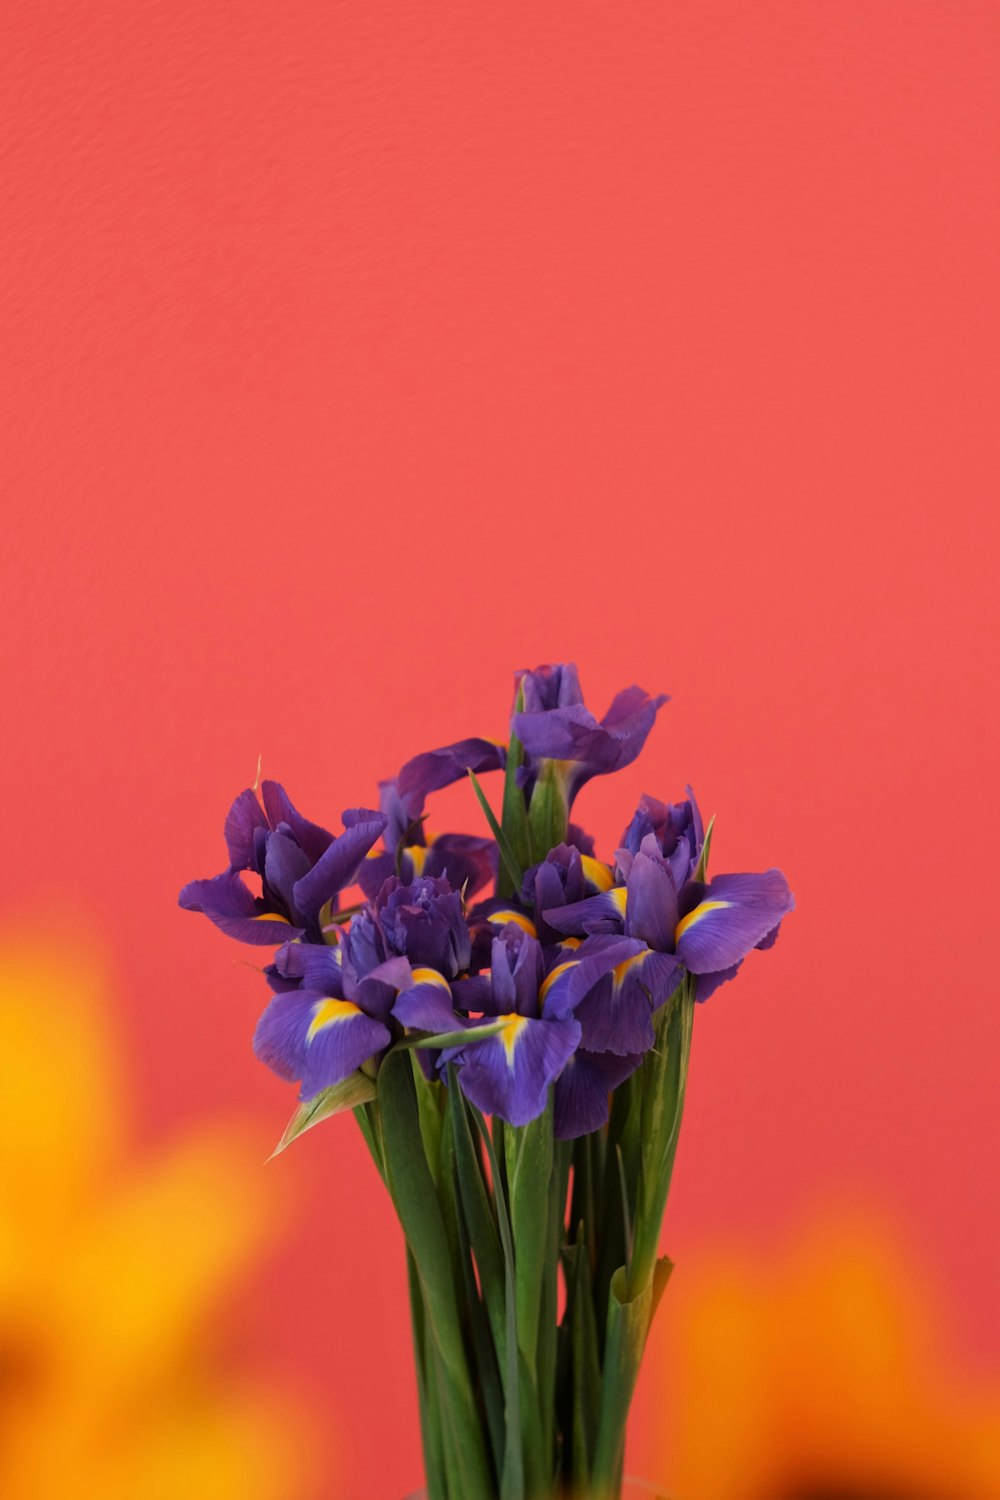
[268,1070,377,1159]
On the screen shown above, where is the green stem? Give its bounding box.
[590,982,695,1496]
[627,982,695,1298]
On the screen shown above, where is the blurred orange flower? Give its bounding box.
[0,939,317,1500]
[646,1215,999,1500]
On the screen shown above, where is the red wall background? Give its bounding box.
[2,4,997,1496]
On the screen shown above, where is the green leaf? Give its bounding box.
[565,1225,602,1488]
[411,1019,508,1049]
[506,1102,554,1495]
[451,1088,507,1364]
[378,1052,494,1497]
[693,813,716,883]
[507,1101,554,1370]
[407,1250,448,1500]
[590,1259,665,1496]
[527,760,569,858]
[498,686,532,898]
[595,1068,643,1332]
[353,1101,386,1184]
[446,1093,506,1478]
[471,1099,525,1500]
[469,769,524,893]
[627,981,695,1299]
[268,1070,376,1159]
[412,1049,444,1182]
[539,1135,570,1472]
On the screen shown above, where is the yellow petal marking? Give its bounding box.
[488,910,538,937]
[405,844,428,876]
[674,899,732,943]
[306,998,362,1041]
[612,951,648,989]
[500,1013,529,1062]
[251,912,291,924]
[410,967,451,990]
[539,960,579,1005]
[559,936,582,951]
[580,855,614,892]
[608,886,628,916]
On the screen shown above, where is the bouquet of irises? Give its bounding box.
[180,664,793,1500]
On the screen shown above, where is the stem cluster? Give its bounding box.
[358,978,694,1500]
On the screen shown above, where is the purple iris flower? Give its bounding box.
[616,790,704,890]
[253,936,410,1100]
[391,924,644,1136]
[178,781,387,945]
[543,828,795,1006]
[395,925,579,1127]
[393,665,666,821]
[375,873,472,979]
[522,841,617,944]
[511,663,668,806]
[358,779,496,902]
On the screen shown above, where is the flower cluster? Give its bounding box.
[179,664,793,1138]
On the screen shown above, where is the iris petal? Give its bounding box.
[178,871,303,945]
[223,788,269,871]
[397,738,506,804]
[300,1009,391,1099]
[260,781,335,865]
[392,972,460,1032]
[624,851,679,950]
[456,1015,581,1127]
[674,869,794,973]
[292,812,388,919]
[553,1047,644,1139]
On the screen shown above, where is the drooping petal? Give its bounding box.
[178,871,302,945]
[553,1047,644,1139]
[255,990,391,1099]
[694,962,743,1002]
[570,946,680,1055]
[423,833,496,899]
[397,738,506,804]
[455,1014,581,1127]
[392,968,462,1031]
[252,989,317,1081]
[275,939,344,993]
[596,685,669,766]
[299,1002,391,1100]
[223,788,269,871]
[674,869,794,974]
[542,886,628,937]
[513,683,666,787]
[349,955,413,1023]
[292,811,388,919]
[538,934,647,1021]
[260,781,335,865]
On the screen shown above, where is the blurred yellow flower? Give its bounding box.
[0,938,317,1500]
[646,1214,999,1500]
